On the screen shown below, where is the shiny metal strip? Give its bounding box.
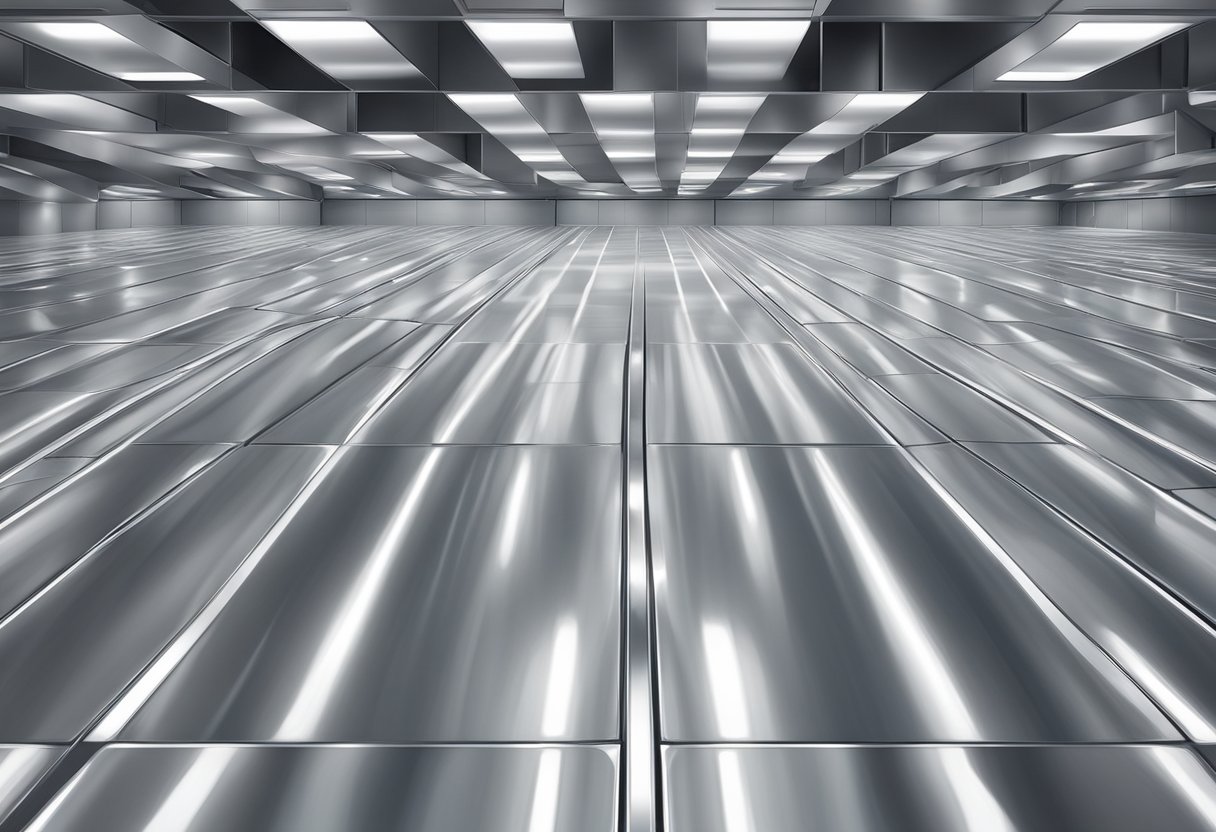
[622,226,657,832]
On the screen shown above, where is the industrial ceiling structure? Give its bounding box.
[0,0,1211,203]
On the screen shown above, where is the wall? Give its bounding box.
[1061,195,1216,234]
[0,198,1067,235]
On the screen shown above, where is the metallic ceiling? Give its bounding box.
[0,1,1209,202]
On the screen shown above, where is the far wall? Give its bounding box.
[0,198,1061,236]
[1061,195,1216,234]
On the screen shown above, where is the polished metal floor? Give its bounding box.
[2,224,1216,830]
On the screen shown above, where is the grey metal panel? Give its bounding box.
[597,200,626,225]
[256,366,412,444]
[940,200,984,226]
[246,200,280,226]
[557,199,598,225]
[0,443,226,622]
[417,199,485,226]
[320,199,367,226]
[129,200,179,228]
[622,200,666,225]
[26,344,210,393]
[1094,200,1128,229]
[58,203,96,233]
[118,445,621,743]
[649,444,1175,742]
[97,200,131,229]
[891,199,940,226]
[1085,399,1216,469]
[1175,488,1216,519]
[0,457,89,522]
[875,373,1053,442]
[647,343,888,445]
[803,322,934,376]
[773,200,828,226]
[664,746,1216,832]
[485,199,555,226]
[277,200,320,226]
[0,446,331,742]
[915,443,1216,741]
[967,442,1216,626]
[141,319,415,443]
[354,342,625,445]
[364,198,418,226]
[666,200,713,226]
[26,745,617,832]
[715,200,773,226]
[1125,197,1143,230]
[826,199,878,225]
[181,200,250,227]
[18,203,60,236]
[0,202,20,236]
[0,745,59,821]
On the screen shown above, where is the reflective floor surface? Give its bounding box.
[1,223,1216,830]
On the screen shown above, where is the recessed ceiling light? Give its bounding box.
[262,20,421,82]
[115,71,203,82]
[1,20,209,84]
[467,21,583,79]
[707,20,811,82]
[997,21,1188,83]
[189,95,330,134]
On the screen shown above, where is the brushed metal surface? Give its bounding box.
[353,342,625,445]
[664,746,1216,832]
[649,444,1176,742]
[3,226,1216,829]
[24,745,617,832]
[0,746,59,822]
[116,445,621,743]
[647,344,888,445]
[0,446,332,743]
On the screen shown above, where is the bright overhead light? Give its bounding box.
[997,21,1188,82]
[262,20,421,82]
[2,20,209,84]
[0,93,152,130]
[707,20,811,82]
[189,95,329,134]
[467,21,583,79]
[517,151,567,163]
[115,71,203,82]
[581,92,658,193]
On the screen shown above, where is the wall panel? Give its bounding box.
[774,200,828,225]
[666,200,713,226]
[485,200,554,226]
[131,201,180,228]
[557,200,598,225]
[365,200,417,226]
[418,200,485,225]
[1060,196,1216,234]
[716,200,774,226]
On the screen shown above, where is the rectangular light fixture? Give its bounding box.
[707,20,811,82]
[736,92,924,195]
[262,20,421,82]
[450,93,585,187]
[0,93,153,131]
[998,21,1188,83]
[1,20,205,83]
[679,94,765,190]
[581,93,659,193]
[467,21,583,79]
[189,95,329,134]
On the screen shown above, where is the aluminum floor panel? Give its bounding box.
[2,226,1216,831]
